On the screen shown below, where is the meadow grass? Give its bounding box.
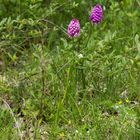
[0,0,140,139]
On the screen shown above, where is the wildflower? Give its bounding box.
[118,100,122,105]
[59,132,65,138]
[67,19,80,37]
[125,99,129,103]
[68,120,71,125]
[90,4,103,24]
[75,130,79,133]
[78,53,83,59]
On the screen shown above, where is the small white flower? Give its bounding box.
[75,130,78,133]
[82,118,84,122]
[78,54,83,59]
[78,101,81,105]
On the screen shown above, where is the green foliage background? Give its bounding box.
[0,0,140,139]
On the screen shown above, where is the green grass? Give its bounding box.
[0,0,140,139]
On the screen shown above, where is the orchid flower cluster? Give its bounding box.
[67,4,103,38]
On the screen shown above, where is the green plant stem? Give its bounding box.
[40,34,46,116]
[40,63,45,115]
[82,24,93,93]
[0,97,23,140]
[75,38,81,95]
[81,60,86,90]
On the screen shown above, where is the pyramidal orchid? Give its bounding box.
[67,19,80,37]
[90,4,103,24]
